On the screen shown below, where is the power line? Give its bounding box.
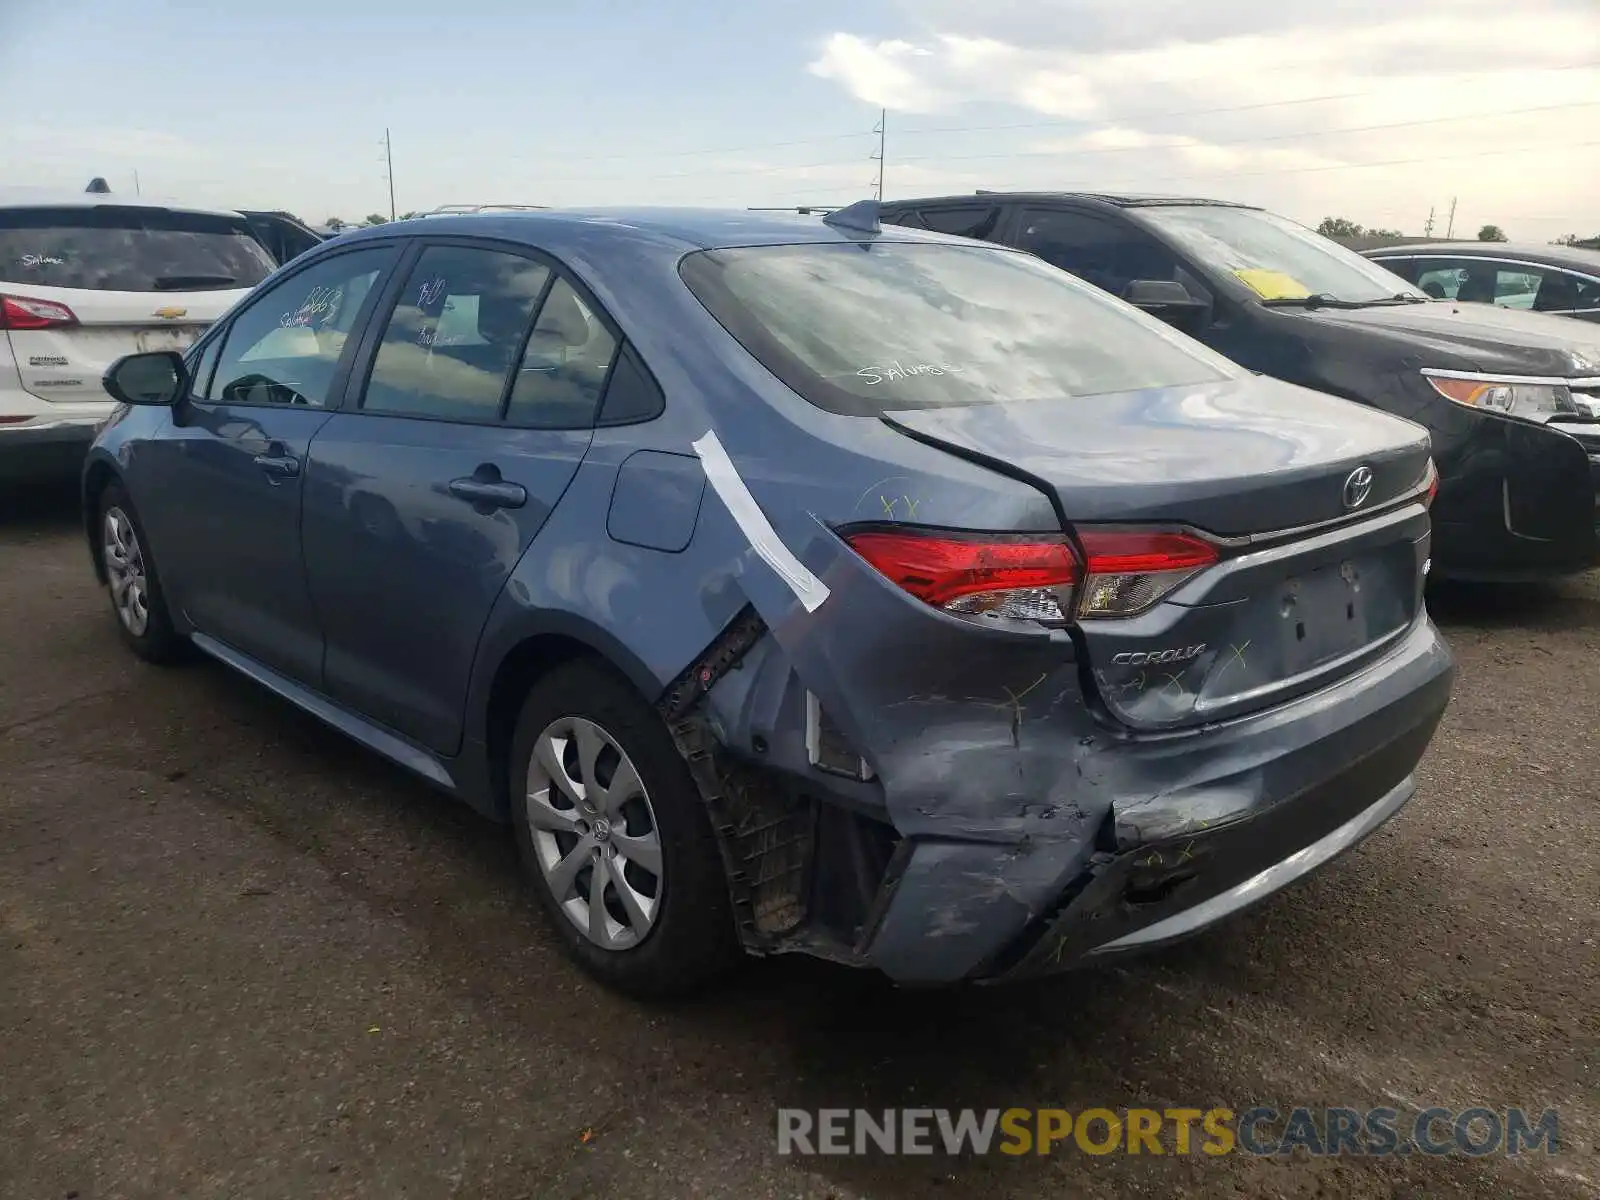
[986,137,1600,191]
[886,101,1600,167]
[483,109,1600,191]
[459,56,1600,172]
[889,58,1600,140]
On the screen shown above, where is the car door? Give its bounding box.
[141,243,400,684]
[301,238,619,754]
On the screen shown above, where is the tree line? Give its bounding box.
[1318,217,1597,246]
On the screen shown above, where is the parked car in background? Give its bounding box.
[239,209,327,266]
[0,191,275,482]
[881,193,1600,582]
[85,205,1451,997]
[1364,241,1600,325]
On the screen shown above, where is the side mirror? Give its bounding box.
[103,350,188,406]
[1124,279,1211,332]
[1124,279,1205,309]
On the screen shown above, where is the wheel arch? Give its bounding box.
[473,612,668,821]
[81,456,121,584]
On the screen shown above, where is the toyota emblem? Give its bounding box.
[1342,466,1374,510]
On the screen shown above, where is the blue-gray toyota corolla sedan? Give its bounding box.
[83,204,1455,997]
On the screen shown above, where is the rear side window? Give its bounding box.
[0,205,276,292]
[918,206,999,239]
[883,209,929,229]
[504,278,620,428]
[680,241,1238,417]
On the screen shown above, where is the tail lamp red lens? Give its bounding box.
[0,294,78,331]
[842,525,1220,625]
[841,530,1078,624]
[1421,458,1439,509]
[1075,529,1219,618]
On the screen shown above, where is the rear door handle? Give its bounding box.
[448,477,527,509]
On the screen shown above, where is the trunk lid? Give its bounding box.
[882,374,1431,536]
[882,374,1434,730]
[2,283,247,403]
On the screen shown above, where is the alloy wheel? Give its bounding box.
[525,716,664,950]
[103,507,150,637]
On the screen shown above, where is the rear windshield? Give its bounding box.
[679,240,1238,416]
[0,205,276,292]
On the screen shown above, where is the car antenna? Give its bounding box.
[85,176,111,194]
[821,198,881,235]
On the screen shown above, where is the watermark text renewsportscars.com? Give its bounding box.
[776,1106,1561,1158]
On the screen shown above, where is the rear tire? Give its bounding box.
[509,660,741,999]
[98,481,188,665]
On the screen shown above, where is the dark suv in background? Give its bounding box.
[883,193,1600,582]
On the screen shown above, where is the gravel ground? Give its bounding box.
[2,479,1596,1200]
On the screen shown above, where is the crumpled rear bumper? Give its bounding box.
[857,616,1454,986]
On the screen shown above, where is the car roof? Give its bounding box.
[0,187,251,220]
[1365,241,1600,271]
[883,191,1260,210]
[327,205,985,254]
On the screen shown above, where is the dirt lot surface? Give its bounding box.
[2,479,1596,1200]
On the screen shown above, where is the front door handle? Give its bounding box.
[253,447,300,478]
[448,475,527,509]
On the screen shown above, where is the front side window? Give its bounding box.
[1414,263,1469,299]
[205,247,394,407]
[1137,205,1429,304]
[679,241,1239,417]
[0,205,276,292]
[362,246,551,421]
[1415,261,1547,308]
[1016,208,1188,299]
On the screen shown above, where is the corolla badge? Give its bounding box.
[1342,466,1374,510]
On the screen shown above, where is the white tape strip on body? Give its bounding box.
[692,429,831,614]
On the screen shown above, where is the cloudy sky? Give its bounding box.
[2,0,1596,241]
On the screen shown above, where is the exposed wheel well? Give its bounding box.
[82,461,118,583]
[484,634,608,819]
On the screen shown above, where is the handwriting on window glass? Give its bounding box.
[856,360,965,385]
[416,327,470,348]
[416,276,448,308]
[279,286,343,329]
[21,254,68,268]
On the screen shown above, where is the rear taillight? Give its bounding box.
[1421,458,1439,509]
[841,525,1220,626]
[0,294,78,330]
[1075,529,1218,618]
[842,530,1078,625]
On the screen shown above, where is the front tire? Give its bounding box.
[509,660,741,998]
[98,481,187,664]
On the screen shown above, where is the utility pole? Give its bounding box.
[1445,196,1458,239]
[382,128,397,221]
[870,109,886,201]
[1423,205,1434,238]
